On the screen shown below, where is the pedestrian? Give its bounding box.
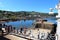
[20,28,23,34]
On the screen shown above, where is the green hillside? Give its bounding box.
[0,10,58,19]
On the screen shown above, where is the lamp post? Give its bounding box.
[49,0,60,40]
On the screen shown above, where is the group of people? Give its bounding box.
[0,24,12,36]
[2,23,28,35]
[2,24,13,34]
[1,23,56,40]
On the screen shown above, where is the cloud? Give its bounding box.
[0,2,4,7]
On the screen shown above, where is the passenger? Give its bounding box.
[29,29,32,36]
[20,28,23,34]
[9,25,12,32]
[24,28,27,35]
[3,24,6,27]
[5,26,8,34]
[0,28,3,36]
[13,27,16,33]
[37,29,40,39]
[17,29,18,34]
[7,26,10,33]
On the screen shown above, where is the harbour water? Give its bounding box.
[4,17,57,28]
[45,17,57,24]
[5,20,34,29]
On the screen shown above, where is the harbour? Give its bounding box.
[0,0,59,40]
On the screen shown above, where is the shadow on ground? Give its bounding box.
[0,36,10,40]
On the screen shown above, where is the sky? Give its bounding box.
[0,0,59,13]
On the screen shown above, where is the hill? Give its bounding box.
[0,10,58,20]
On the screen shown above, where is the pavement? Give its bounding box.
[4,35,27,40]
